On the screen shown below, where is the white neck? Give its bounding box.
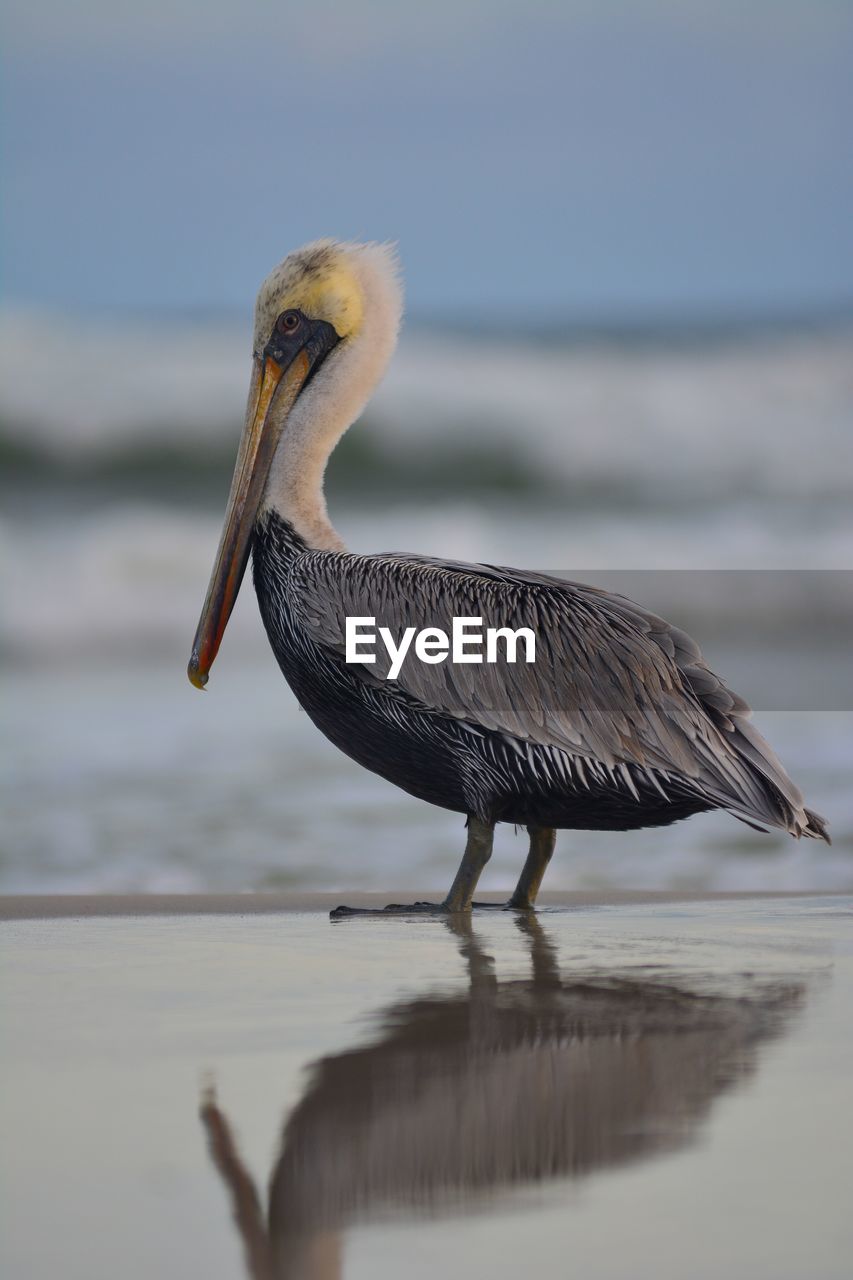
[260,247,402,550]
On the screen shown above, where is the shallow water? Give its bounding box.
[1,659,850,895]
[2,897,851,1279]
[2,512,852,895]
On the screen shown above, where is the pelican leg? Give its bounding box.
[442,815,495,912]
[330,816,495,919]
[506,826,556,910]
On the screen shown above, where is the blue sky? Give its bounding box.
[3,1,852,318]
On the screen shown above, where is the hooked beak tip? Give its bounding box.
[187,653,209,690]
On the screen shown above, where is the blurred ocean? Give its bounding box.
[1,308,851,893]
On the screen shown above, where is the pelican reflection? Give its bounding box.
[201,917,804,1280]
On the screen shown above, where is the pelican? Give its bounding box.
[188,239,829,914]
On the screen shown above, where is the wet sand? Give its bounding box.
[2,894,852,1279]
[0,887,829,920]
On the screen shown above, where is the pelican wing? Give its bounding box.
[287,551,825,837]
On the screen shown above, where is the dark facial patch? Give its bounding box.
[263,311,341,381]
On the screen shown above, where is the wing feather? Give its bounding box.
[285,550,826,839]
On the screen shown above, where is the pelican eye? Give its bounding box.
[277,309,302,335]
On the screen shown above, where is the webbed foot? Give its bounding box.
[330,900,450,920]
[330,897,535,920]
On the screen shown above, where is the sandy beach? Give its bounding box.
[2,892,851,1279]
[0,887,828,920]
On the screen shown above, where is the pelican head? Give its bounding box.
[188,239,402,690]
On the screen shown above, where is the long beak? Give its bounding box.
[187,350,311,689]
